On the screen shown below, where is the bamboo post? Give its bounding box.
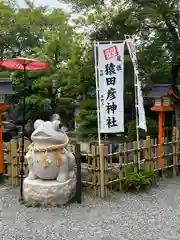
[87,150,91,184]
[162,138,167,179]
[133,141,138,172]
[150,138,155,171]
[143,138,148,172]
[123,142,127,176]
[99,144,105,198]
[146,136,151,172]
[96,145,101,196]
[91,145,97,196]
[154,138,158,171]
[104,145,108,197]
[118,144,123,191]
[7,142,12,185]
[172,127,177,177]
[143,137,150,172]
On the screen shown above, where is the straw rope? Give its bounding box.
[28,137,69,152]
[26,137,69,168]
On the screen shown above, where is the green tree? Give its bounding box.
[62,34,95,98]
[0,1,48,59]
[3,0,179,140]
[75,99,97,140]
[0,1,77,126]
[127,118,158,142]
[24,8,74,112]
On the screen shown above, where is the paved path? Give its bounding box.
[1,178,180,240]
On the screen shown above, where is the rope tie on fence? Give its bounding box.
[27,137,69,168]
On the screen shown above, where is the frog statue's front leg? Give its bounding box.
[66,150,76,178]
[56,149,76,183]
[25,150,38,180]
[56,154,69,183]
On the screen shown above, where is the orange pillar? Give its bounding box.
[0,104,8,175]
[158,111,165,169]
[0,110,3,174]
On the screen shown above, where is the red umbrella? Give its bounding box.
[0,57,48,201]
[0,57,48,71]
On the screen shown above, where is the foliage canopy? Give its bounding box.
[1,0,179,139]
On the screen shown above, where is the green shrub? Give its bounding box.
[122,170,155,191]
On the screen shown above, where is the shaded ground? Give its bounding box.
[1,178,180,240]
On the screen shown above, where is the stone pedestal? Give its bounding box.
[23,177,76,206]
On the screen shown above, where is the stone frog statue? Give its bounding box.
[25,119,76,183]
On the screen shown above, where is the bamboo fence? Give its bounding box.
[3,127,180,197]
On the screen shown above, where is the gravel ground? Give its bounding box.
[1,178,180,240]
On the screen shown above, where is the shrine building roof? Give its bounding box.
[148,84,172,98]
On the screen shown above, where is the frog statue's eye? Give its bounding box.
[52,120,62,131]
[34,119,44,130]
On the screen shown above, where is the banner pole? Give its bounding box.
[94,41,101,146]
[132,37,141,171]
[125,35,141,170]
[134,73,141,171]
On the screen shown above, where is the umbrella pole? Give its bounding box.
[19,65,27,202]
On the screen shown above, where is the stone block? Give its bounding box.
[23,177,76,206]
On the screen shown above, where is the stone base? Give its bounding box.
[23,177,76,206]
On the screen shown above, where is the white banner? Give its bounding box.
[97,43,125,133]
[136,79,147,131]
[126,38,147,132]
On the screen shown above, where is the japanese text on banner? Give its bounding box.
[97,43,125,133]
